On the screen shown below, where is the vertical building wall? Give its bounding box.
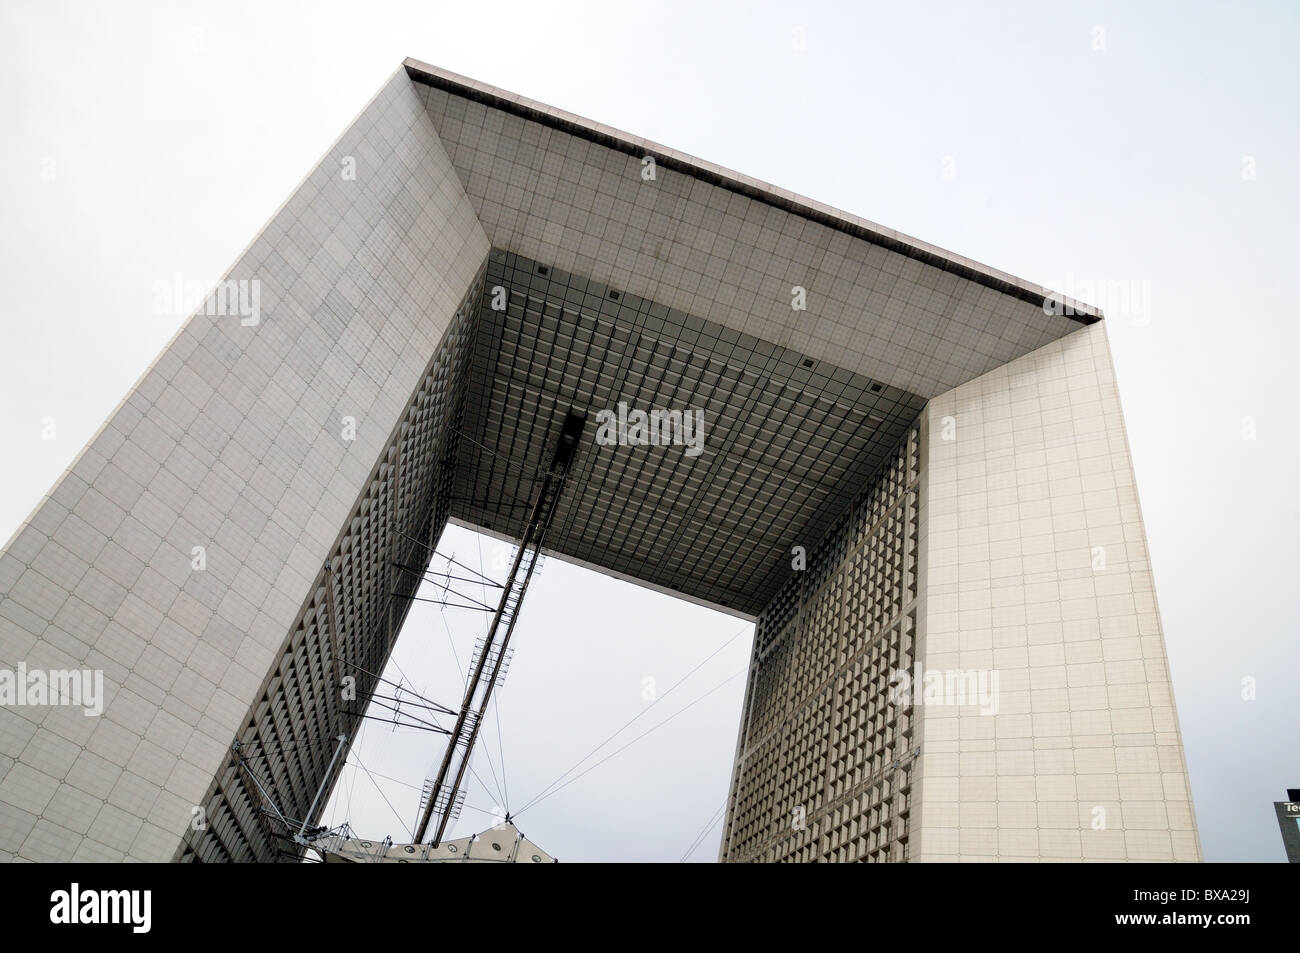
[722,321,1201,863]
[720,428,921,862]
[0,70,488,862]
[912,321,1201,862]
[176,270,484,861]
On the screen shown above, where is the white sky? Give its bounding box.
[1,0,1296,861]
[318,523,753,862]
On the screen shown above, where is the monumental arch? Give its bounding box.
[0,60,1200,863]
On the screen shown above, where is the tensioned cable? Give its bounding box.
[514,667,746,817]
[402,566,505,589]
[476,529,510,813]
[343,721,366,828]
[398,590,498,612]
[413,533,515,816]
[392,558,504,595]
[493,691,509,813]
[353,696,451,735]
[384,660,432,710]
[439,608,466,681]
[474,722,507,813]
[449,424,546,485]
[353,752,413,842]
[515,622,750,814]
[238,735,349,758]
[333,592,505,825]
[362,766,500,821]
[336,657,458,717]
[442,550,504,588]
[468,703,507,810]
[679,798,729,862]
[390,534,506,590]
[431,586,506,811]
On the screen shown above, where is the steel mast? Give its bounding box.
[414,409,587,845]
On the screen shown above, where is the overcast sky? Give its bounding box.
[1,0,1296,861]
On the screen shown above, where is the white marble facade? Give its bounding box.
[0,68,488,861]
[912,322,1200,861]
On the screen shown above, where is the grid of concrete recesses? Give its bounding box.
[723,427,920,862]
